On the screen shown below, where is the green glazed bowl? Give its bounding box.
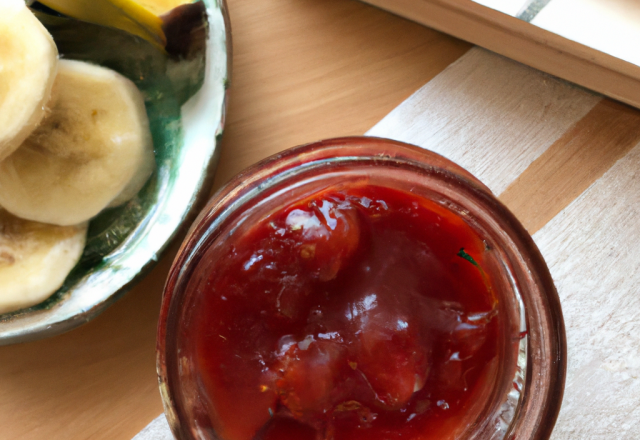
[0,0,230,345]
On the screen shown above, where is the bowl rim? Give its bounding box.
[156,136,567,440]
[0,0,232,345]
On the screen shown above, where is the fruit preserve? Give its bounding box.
[158,138,566,440]
[190,185,498,440]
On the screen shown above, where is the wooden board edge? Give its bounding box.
[360,0,640,110]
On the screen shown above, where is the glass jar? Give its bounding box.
[157,136,566,440]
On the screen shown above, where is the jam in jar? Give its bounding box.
[158,138,565,440]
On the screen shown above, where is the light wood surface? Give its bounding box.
[367,47,601,196]
[501,99,640,233]
[0,1,470,439]
[534,148,640,439]
[361,0,640,110]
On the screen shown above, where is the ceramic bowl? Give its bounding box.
[0,0,230,344]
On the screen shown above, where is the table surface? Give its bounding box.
[0,1,471,438]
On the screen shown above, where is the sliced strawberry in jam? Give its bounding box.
[285,195,360,281]
[355,310,430,410]
[274,336,349,421]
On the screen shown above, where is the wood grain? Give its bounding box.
[534,144,640,439]
[501,99,640,233]
[211,0,470,189]
[360,0,640,109]
[368,47,600,194]
[0,1,469,439]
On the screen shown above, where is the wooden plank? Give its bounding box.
[533,0,640,68]
[360,0,640,110]
[368,47,601,195]
[211,0,470,187]
[533,144,640,439]
[501,99,640,233]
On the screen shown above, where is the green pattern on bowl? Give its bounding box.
[0,0,230,344]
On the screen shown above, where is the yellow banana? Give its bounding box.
[37,0,196,52]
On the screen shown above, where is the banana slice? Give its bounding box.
[0,59,155,226]
[0,209,87,315]
[107,148,156,208]
[0,0,58,161]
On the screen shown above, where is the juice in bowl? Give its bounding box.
[157,137,566,440]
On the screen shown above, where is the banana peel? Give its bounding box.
[36,0,206,58]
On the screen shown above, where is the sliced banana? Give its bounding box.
[0,209,87,315]
[0,59,155,226]
[107,139,156,208]
[0,0,58,161]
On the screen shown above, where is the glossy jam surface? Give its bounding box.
[185,185,500,440]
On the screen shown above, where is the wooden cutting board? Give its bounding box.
[137,47,640,439]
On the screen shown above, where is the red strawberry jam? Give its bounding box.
[188,185,499,440]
